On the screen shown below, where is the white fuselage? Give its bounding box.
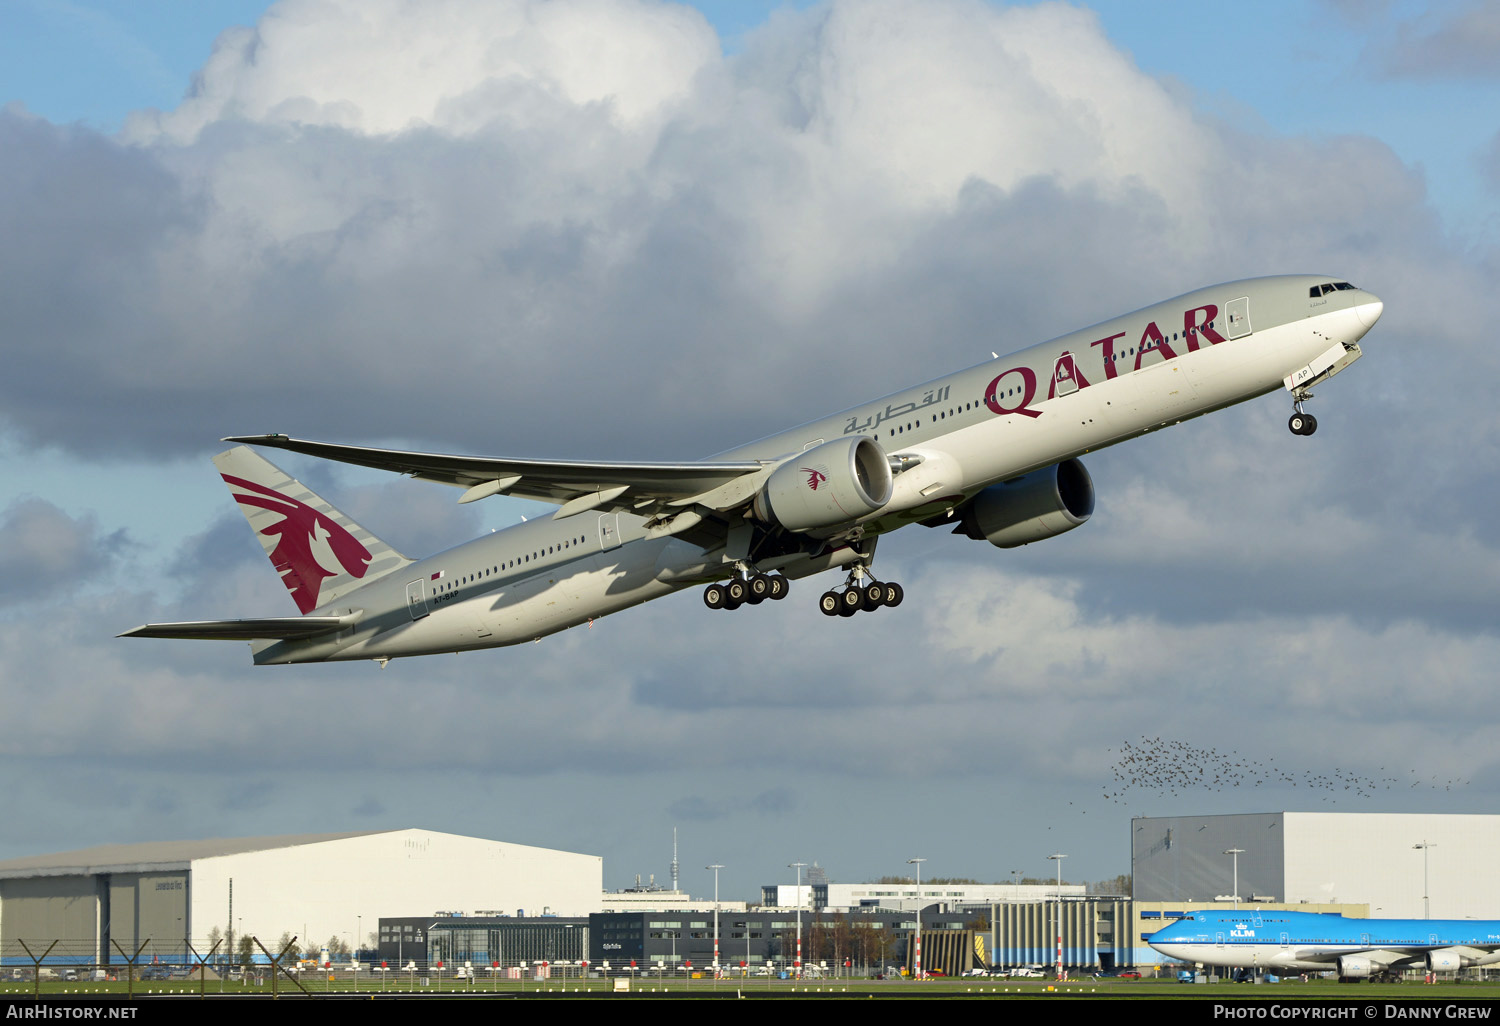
[254,275,1381,663]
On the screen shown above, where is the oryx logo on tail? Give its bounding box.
[221,474,372,613]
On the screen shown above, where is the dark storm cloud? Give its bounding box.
[0,0,1454,468]
[748,788,797,816]
[169,511,262,580]
[352,796,386,817]
[0,497,128,605]
[1380,2,1500,79]
[667,795,721,821]
[1,0,1498,879]
[1482,130,1500,193]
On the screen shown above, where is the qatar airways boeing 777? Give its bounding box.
[122,275,1382,665]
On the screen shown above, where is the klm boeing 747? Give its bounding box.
[122,275,1382,664]
[1150,909,1500,979]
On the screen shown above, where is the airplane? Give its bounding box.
[1148,908,1500,979]
[121,274,1383,665]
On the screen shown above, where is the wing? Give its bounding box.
[223,434,771,519]
[118,615,357,641]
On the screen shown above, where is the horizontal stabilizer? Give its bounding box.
[119,614,358,642]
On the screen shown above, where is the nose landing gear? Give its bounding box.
[1289,389,1318,435]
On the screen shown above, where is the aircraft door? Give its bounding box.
[1052,352,1081,397]
[598,513,621,551]
[1226,296,1252,339]
[406,579,429,620]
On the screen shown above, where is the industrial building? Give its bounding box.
[0,829,602,964]
[375,908,991,977]
[774,880,1088,911]
[7,810,1491,975]
[378,914,592,970]
[1132,812,1500,919]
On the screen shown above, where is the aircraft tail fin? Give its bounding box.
[213,446,412,614]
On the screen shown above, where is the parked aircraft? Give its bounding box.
[122,275,1382,664]
[1149,909,1500,978]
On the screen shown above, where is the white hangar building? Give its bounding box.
[0,828,601,963]
[1133,812,1500,919]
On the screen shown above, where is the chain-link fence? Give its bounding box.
[0,939,937,996]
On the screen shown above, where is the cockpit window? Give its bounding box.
[1310,281,1357,297]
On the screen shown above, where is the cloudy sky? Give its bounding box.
[1,0,1497,907]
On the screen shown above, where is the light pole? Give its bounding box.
[907,857,926,980]
[1413,841,1436,919]
[790,861,807,978]
[1006,870,1023,973]
[1223,848,1245,910]
[1048,853,1067,981]
[706,864,724,976]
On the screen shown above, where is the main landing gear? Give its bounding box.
[1288,389,1318,436]
[703,570,790,611]
[819,565,904,618]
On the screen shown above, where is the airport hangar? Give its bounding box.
[0,829,601,964]
[1133,812,1500,921]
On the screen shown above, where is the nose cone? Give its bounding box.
[1355,293,1383,329]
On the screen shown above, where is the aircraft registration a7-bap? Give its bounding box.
[123,275,1382,665]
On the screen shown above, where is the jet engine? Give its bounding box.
[753,436,893,533]
[1336,955,1376,978]
[956,458,1095,548]
[1426,949,1467,973]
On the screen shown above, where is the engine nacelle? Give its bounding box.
[754,437,893,533]
[1337,955,1376,978]
[1426,949,1466,973]
[957,458,1094,548]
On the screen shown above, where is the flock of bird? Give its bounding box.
[1099,737,1471,805]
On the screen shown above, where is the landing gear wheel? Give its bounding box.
[747,574,772,604]
[884,582,904,608]
[1302,414,1317,435]
[839,587,863,616]
[768,575,789,600]
[861,583,886,611]
[819,591,841,616]
[1289,413,1307,435]
[725,578,748,606]
[703,583,726,610]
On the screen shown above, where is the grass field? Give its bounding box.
[3,975,1498,999]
